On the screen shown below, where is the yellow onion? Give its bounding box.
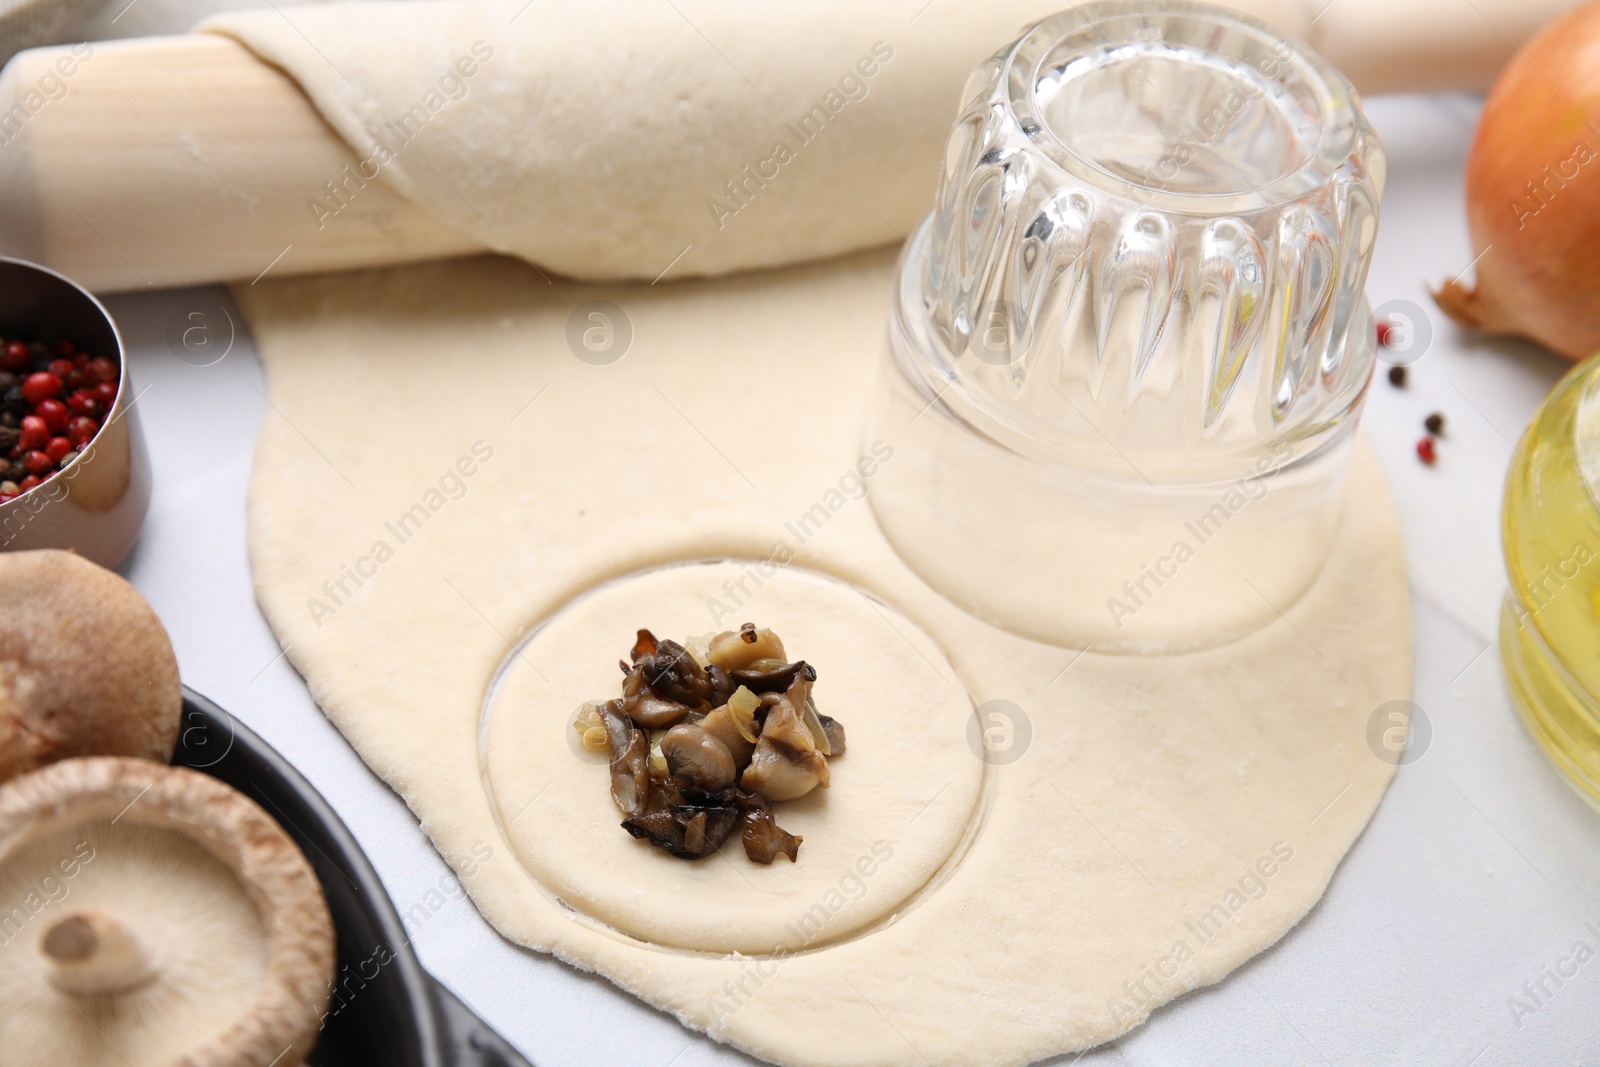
[1433,0,1600,361]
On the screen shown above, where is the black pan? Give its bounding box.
[171,688,534,1067]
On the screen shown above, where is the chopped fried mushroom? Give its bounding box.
[742,804,803,864]
[600,700,650,817]
[683,811,714,854]
[621,810,690,856]
[621,663,693,729]
[645,775,684,813]
[629,628,660,662]
[741,677,830,802]
[628,694,691,730]
[706,626,787,671]
[596,699,630,754]
[683,787,803,864]
[661,724,736,791]
[645,638,715,707]
[742,738,826,802]
[622,801,740,859]
[580,624,841,862]
[706,663,736,707]
[695,701,756,769]
[730,658,814,694]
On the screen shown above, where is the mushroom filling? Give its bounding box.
[576,624,846,864]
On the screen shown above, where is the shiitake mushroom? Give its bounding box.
[0,550,182,783]
[0,758,335,1063]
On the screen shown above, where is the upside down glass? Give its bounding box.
[868,0,1386,653]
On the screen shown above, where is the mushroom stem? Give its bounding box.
[41,909,156,996]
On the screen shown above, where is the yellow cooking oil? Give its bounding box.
[1502,355,1600,811]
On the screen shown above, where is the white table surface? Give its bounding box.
[92,86,1600,1065]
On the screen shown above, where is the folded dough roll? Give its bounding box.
[201,0,1309,282]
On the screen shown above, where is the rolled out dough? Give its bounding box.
[239,247,1409,1066]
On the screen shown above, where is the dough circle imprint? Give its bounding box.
[481,560,984,955]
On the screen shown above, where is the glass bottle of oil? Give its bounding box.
[1503,354,1600,810]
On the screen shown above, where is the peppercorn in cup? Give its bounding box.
[0,257,150,567]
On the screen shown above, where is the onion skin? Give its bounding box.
[1433,0,1600,362]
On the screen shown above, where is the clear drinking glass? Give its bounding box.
[868,0,1385,653]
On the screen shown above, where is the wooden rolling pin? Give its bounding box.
[0,0,1578,293]
[0,36,480,292]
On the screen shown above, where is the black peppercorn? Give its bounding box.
[1424,412,1445,436]
[1387,365,1406,387]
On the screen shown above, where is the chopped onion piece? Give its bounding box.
[647,731,669,778]
[727,686,761,743]
[801,696,831,756]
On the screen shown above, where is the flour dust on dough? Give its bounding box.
[239,247,1408,1066]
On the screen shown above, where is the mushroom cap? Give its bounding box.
[0,757,335,1067]
[0,550,181,782]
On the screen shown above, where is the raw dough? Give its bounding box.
[239,247,1409,1066]
[199,0,1307,282]
[484,561,983,955]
